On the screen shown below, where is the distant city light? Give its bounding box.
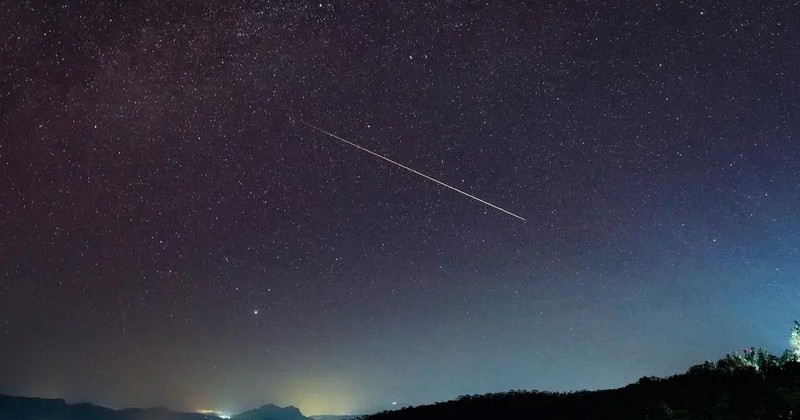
[198,409,231,419]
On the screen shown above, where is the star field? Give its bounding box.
[1,0,799,416]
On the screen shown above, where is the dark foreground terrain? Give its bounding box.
[3,350,800,420]
[366,350,800,420]
[0,395,309,420]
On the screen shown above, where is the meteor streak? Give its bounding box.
[298,120,525,221]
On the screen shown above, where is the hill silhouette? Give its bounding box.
[235,403,308,420]
[0,395,311,420]
[3,352,800,420]
[4,322,800,420]
[0,394,220,420]
[364,349,800,420]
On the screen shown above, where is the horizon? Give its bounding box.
[2,0,798,417]
[3,342,797,416]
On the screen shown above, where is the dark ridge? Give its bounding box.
[365,350,800,420]
[0,394,217,420]
[234,402,309,420]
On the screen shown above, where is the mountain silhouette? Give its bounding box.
[0,394,311,420]
[233,403,308,420]
[6,349,800,420]
[0,394,219,420]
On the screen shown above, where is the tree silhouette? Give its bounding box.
[790,320,800,361]
[364,320,800,420]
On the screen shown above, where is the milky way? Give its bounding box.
[1,0,799,416]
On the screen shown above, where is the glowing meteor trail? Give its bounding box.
[298,120,526,221]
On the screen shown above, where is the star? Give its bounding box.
[2,0,797,415]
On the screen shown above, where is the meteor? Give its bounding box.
[298,120,525,221]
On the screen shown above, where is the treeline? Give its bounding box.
[365,322,800,419]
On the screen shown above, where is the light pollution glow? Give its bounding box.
[282,382,359,416]
[192,379,358,417]
[197,409,231,418]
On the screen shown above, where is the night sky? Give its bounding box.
[1,0,799,416]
